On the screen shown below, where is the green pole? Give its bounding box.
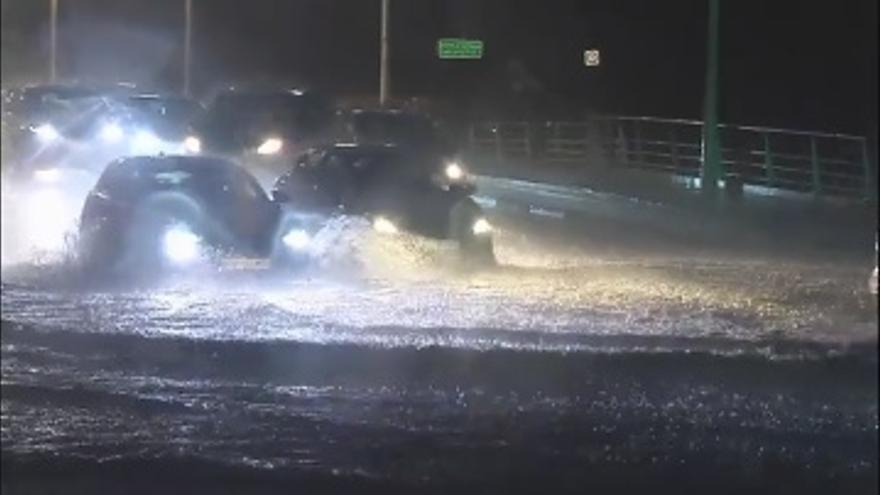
[701,0,722,194]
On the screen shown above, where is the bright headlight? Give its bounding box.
[472,217,492,236]
[257,137,283,155]
[33,168,62,183]
[183,136,201,154]
[99,123,124,143]
[445,162,465,181]
[162,225,201,265]
[133,130,162,154]
[282,229,310,250]
[33,123,60,142]
[373,216,398,235]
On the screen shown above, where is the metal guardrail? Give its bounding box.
[468,117,876,201]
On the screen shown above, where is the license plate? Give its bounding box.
[220,257,271,270]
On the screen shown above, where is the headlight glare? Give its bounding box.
[33,123,60,142]
[472,217,492,236]
[373,216,398,235]
[33,168,62,183]
[445,162,465,181]
[257,137,283,155]
[133,130,162,154]
[282,229,310,250]
[162,225,201,265]
[183,136,201,154]
[99,123,124,143]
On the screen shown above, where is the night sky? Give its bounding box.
[1,0,876,133]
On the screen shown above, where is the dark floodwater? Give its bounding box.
[1,273,877,494]
[2,180,877,493]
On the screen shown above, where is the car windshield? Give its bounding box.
[1,1,876,493]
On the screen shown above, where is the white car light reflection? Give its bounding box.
[99,123,124,143]
[282,229,310,250]
[472,217,493,235]
[183,136,201,154]
[33,124,60,142]
[33,168,62,183]
[25,188,69,251]
[257,137,283,155]
[373,216,399,235]
[162,226,201,265]
[133,130,163,154]
[445,162,465,181]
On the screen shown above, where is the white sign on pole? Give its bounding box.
[584,49,600,67]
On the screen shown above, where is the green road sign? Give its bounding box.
[437,38,484,59]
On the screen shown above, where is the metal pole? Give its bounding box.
[701,0,722,194]
[184,0,192,96]
[862,138,876,202]
[810,136,821,196]
[379,0,390,106]
[49,0,58,83]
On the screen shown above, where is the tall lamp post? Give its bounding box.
[379,0,390,106]
[183,0,192,96]
[49,0,58,83]
[701,0,722,194]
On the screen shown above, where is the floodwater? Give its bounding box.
[1,177,877,493]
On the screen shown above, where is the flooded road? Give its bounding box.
[2,182,877,493]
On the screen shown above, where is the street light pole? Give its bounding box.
[701,0,722,195]
[49,0,58,83]
[379,0,390,106]
[183,0,192,96]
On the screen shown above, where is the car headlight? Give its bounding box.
[33,168,62,183]
[183,136,201,154]
[32,123,59,142]
[133,130,163,154]
[471,217,492,236]
[99,123,124,143]
[282,229,310,250]
[373,216,398,235]
[162,225,201,265]
[257,137,283,155]
[444,162,466,181]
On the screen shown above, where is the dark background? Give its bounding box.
[1,0,877,133]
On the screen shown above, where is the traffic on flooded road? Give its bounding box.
[1,1,877,494]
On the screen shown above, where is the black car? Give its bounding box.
[194,88,335,177]
[110,93,205,152]
[271,144,494,263]
[78,155,310,276]
[2,84,198,182]
[3,85,126,173]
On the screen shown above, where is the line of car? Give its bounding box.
[2,83,495,276]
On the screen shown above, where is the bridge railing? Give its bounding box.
[467,117,876,201]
